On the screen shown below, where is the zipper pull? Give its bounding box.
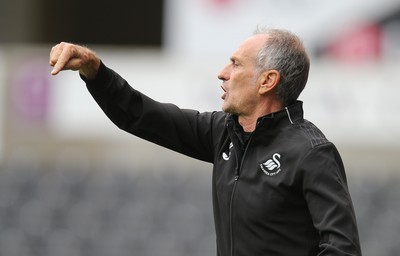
[234,175,239,181]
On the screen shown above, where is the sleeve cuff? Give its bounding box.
[81,61,113,89]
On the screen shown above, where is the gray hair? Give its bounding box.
[254,27,310,106]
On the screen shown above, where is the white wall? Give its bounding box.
[0,49,4,162]
[163,0,400,57]
[2,0,400,169]
[47,49,400,149]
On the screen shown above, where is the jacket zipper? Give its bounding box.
[229,175,239,256]
[229,131,255,256]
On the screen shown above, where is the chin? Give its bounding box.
[221,106,233,114]
[221,104,229,113]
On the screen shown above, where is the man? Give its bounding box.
[50,28,362,256]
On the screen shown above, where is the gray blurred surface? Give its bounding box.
[0,162,397,256]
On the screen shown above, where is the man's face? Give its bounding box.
[218,35,268,116]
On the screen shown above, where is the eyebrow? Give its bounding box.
[230,57,240,63]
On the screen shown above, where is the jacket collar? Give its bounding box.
[225,100,304,132]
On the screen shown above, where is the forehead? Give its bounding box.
[232,34,269,61]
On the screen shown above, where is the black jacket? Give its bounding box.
[85,62,362,256]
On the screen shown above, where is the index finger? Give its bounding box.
[50,44,73,75]
[49,42,66,67]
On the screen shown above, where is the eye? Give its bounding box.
[231,58,239,67]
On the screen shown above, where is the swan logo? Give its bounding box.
[222,142,233,161]
[260,153,282,176]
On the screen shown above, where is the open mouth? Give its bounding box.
[221,86,226,100]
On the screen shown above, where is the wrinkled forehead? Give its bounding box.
[233,34,270,61]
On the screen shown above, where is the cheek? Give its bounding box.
[229,71,256,96]
[228,84,242,101]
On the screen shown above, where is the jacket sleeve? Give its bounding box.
[83,62,217,163]
[301,143,362,256]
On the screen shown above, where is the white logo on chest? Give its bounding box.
[260,153,282,176]
[222,142,233,161]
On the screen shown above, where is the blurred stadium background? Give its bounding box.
[1,0,400,255]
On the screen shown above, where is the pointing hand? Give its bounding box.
[49,42,101,80]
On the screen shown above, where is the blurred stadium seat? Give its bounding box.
[0,165,215,256]
[0,163,398,256]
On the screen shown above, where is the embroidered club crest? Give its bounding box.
[260,153,282,176]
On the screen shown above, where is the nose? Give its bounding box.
[218,64,230,82]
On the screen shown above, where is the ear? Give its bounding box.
[258,70,280,95]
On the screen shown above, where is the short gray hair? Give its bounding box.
[254,27,310,106]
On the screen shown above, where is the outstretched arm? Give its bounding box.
[49,43,218,163]
[49,42,101,80]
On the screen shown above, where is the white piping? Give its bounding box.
[285,107,294,124]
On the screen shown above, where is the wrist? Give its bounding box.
[79,51,101,80]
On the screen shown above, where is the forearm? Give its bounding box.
[84,62,216,162]
[84,62,147,133]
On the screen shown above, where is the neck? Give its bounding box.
[238,116,257,132]
[238,100,283,132]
